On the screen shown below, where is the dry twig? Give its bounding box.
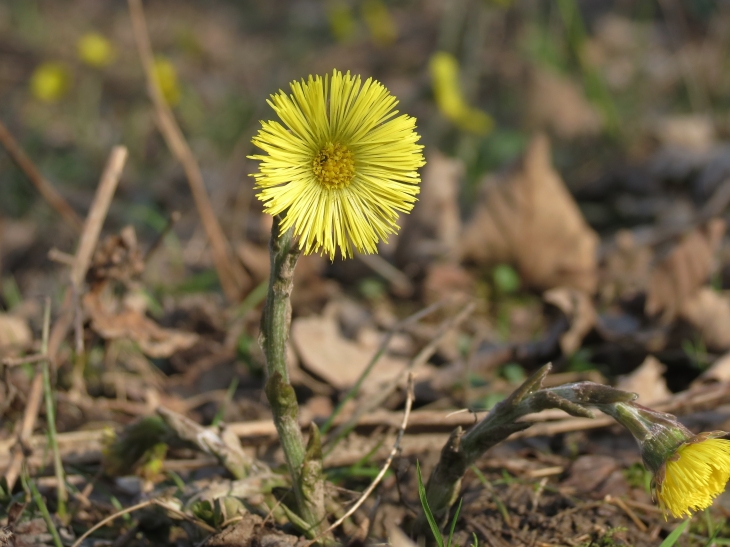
[0,119,83,232]
[306,374,416,546]
[127,0,247,301]
[47,146,128,363]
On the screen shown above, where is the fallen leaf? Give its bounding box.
[460,134,599,292]
[291,307,409,391]
[563,455,618,496]
[422,263,475,306]
[543,287,596,355]
[680,287,730,351]
[616,355,671,405]
[389,526,418,547]
[645,219,725,323]
[696,351,730,384]
[237,241,270,283]
[0,313,32,355]
[395,150,463,269]
[653,114,715,151]
[527,67,602,138]
[600,230,653,303]
[87,225,144,286]
[84,289,199,358]
[82,226,198,358]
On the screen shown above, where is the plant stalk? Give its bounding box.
[260,216,325,534]
[415,365,637,535]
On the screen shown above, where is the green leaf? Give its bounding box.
[417,460,445,547]
[446,497,463,547]
[492,264,520,294]
[659,520,689,547]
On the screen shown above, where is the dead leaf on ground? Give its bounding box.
[527,67,602,139]
[543,287,596,355]
[87,225,144,286]
[460,134,599,293]
[645,219,725,323]
[237,241,270,283]
[680,287,730,351]
[422,263,475,306]
[83,226,198,358]
[600,230,653,303]
[616,355,671,405]
[0,313,32,356]
[84,289,199,358]
[291,304,410,392]
[395,150,463,269]
[695,351,730,384]
[653,114,716,151]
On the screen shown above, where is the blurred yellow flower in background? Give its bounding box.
[30,62,71,103]
[362,0,397,47]
[429,51,493,135]
[153,57,181,106]
[327,0,357,43]
[77,32,114,68]
[250,70,425,260]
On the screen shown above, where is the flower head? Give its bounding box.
[429,52,493,135]
[600,401,730,519]
[153,57,181,106]
[30,62,71,103]
[250,69,425,260]
[78,32,114,68]
[656,433,730,518]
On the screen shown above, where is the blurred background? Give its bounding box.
[4,0,730,395]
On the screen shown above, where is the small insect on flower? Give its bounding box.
[250,69,425,260]
[656,434,730,519]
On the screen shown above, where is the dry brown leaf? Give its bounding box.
[87,225,144,286]
[696,351,730,384]
[389,526,418,547]
[645,219,725,323]
[653,114,716,151]
[543,287,596,355]
[237,241,270,283]
[460,134,599,292]
[616,355,671,405]
[82,226,198,358]
[0,313,32,356]
[291,308,409,392]
[600,230,653,303]
[680,287,730,351]
[395,150,463,268]
[527,67,602,138]
[84,289,199,358]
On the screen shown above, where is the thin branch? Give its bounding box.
[70,146,128,289]
[306,374,416,546]
[321,298,450,435]
[325,302,476,452]
[0,119,83,232]
[70,500,156,547]
[127,0,247,301]
[47,146,127,364]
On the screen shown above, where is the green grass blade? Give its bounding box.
[660,520,690,547]
[446,497,463,547]
[417,460,445,547]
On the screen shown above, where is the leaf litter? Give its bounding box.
[4,2,730,547]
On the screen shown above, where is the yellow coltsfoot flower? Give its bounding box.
[250,69,425,260]
[600,401,730,519]
[656,434,730,518]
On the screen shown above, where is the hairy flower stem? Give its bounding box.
[260,216,325,535]
[414,365,637,536]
